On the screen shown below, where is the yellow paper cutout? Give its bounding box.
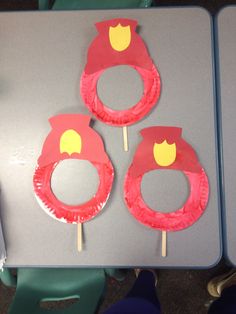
[153,140,176,167]
[60,129,82,156]
[109,24,131,52]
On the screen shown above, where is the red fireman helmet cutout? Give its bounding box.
[124,126,209,231]
[33,114,114,224]
[80,18,161,126]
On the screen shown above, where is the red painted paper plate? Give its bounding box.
[80,18,161,127]
[33,114,114,224]
[124,126,209,231]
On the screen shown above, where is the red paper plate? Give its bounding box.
[33,114,114,224]
[80,18,161,126]
[124,126,209,231]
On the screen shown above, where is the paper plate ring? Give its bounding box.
[124,168,209,231]
[33,158,114,224]
[80,64,161,126]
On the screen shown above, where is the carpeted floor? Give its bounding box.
[98,260,230,313]
[0,1,234,314]
[0,260,231,314]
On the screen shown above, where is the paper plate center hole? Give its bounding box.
[51,159,99,206]
[141,170,189,213]
[97,65,143,110]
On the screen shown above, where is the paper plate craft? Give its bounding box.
[124,126,209,257]
[80,18,161,151]
[33,114,114,251]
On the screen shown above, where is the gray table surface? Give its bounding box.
[217,6,236,266]
[0,7,221,267]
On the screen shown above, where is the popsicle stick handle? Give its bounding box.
[123,126,129,152]
[161,231,167,257]
[77,223,83,252]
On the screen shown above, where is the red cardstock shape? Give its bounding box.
[85,18,153,74]
[129,126,202,177]
[38,114,108,167]
[124,126,209,232]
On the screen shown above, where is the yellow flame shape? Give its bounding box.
[60,129,82,156]
[109,24,131,52]
[153,140,176,167]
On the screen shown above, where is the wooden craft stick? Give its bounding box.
[77,223,83,252]
[161,231,167,257]
[123,126,129,152]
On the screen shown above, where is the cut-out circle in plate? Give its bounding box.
[97,65,143,110]
[51,159,99,206]
[141,169,189,213]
